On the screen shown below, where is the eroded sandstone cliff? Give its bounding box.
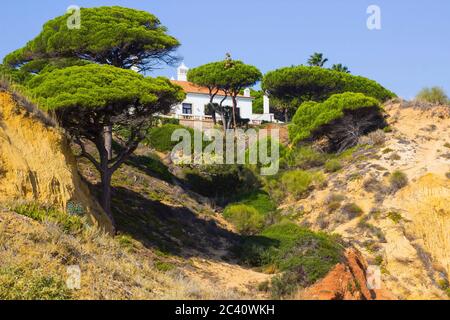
[0,91,112,232]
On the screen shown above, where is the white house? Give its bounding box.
[169,63,274,124]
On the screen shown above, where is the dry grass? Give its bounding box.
[358,130,386,146]
[0,208,238,300]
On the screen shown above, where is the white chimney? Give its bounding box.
[244,88,251,97]
[263,95,270,114]
[177,62,189,81]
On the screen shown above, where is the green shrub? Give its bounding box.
[416,87,449,105]
[116,234,135,250]
[246,135,287,169]
[158,117,180,125]
[389,170,408,191]
[324,159,343,173]
[387,211,403,224]
[0,266,71,300]
[154,261,175,272]
[126,154,172,182]
[269,269,307,299]
[238,222,344,289]
[289,92,384,146]
[257,280,270,292]
[144,124,193,152]
[281,146,327,169]
[234,191,277,215]
[223,204,265,235]
[13,203,84,234]
[183,165,259,203]
[280,170,325,199]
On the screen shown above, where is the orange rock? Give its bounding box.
[297,249,395,300]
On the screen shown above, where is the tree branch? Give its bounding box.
[74,136,102,172]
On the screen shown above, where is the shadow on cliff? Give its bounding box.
[110,186,240,259]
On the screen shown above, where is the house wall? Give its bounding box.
[172,93,254,119]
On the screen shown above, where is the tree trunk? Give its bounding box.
[104,125,113,161]
[284,108,289,123]
[231,96,237,129]
[209,101,217,125]
[221,113,227,131]
[100,170,116,232]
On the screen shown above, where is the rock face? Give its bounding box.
[0,91,112,232]
[298,249,395,300]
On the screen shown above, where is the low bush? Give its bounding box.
[387,211,403,224]
[279,170,325,200]
[325,193,346,213]
[281,146,327,170]
[416,87,449,105]
[269,268,308,299]
[125,154,173,182]
[324,159,343,173]
[389,170,408,191]
[158,117,180,125]
[154,261,176,272]
[116,234,135,250]
[234,191,277,216]
[223,204,265,235]
[358,130,386,146]
[324,193,346,205]
[237,222,344,292]
[389,153,401,161]
[13,203,84,234]
[183,165,259,203]
[0,266,71,300]
[144,124,194,153]
[362,176,386,194]
[341,203,364,219]
[327,201,342,213]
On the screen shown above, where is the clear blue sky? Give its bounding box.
[1,0,449,99]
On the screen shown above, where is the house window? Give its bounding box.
[182,103,192,114]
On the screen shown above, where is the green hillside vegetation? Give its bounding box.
[144,124,195,152]
[263,66,395,105]
[182,165,259,203]
[237,221,344,298]
[289,92,385,150]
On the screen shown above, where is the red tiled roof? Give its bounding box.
[171,80,250,98]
